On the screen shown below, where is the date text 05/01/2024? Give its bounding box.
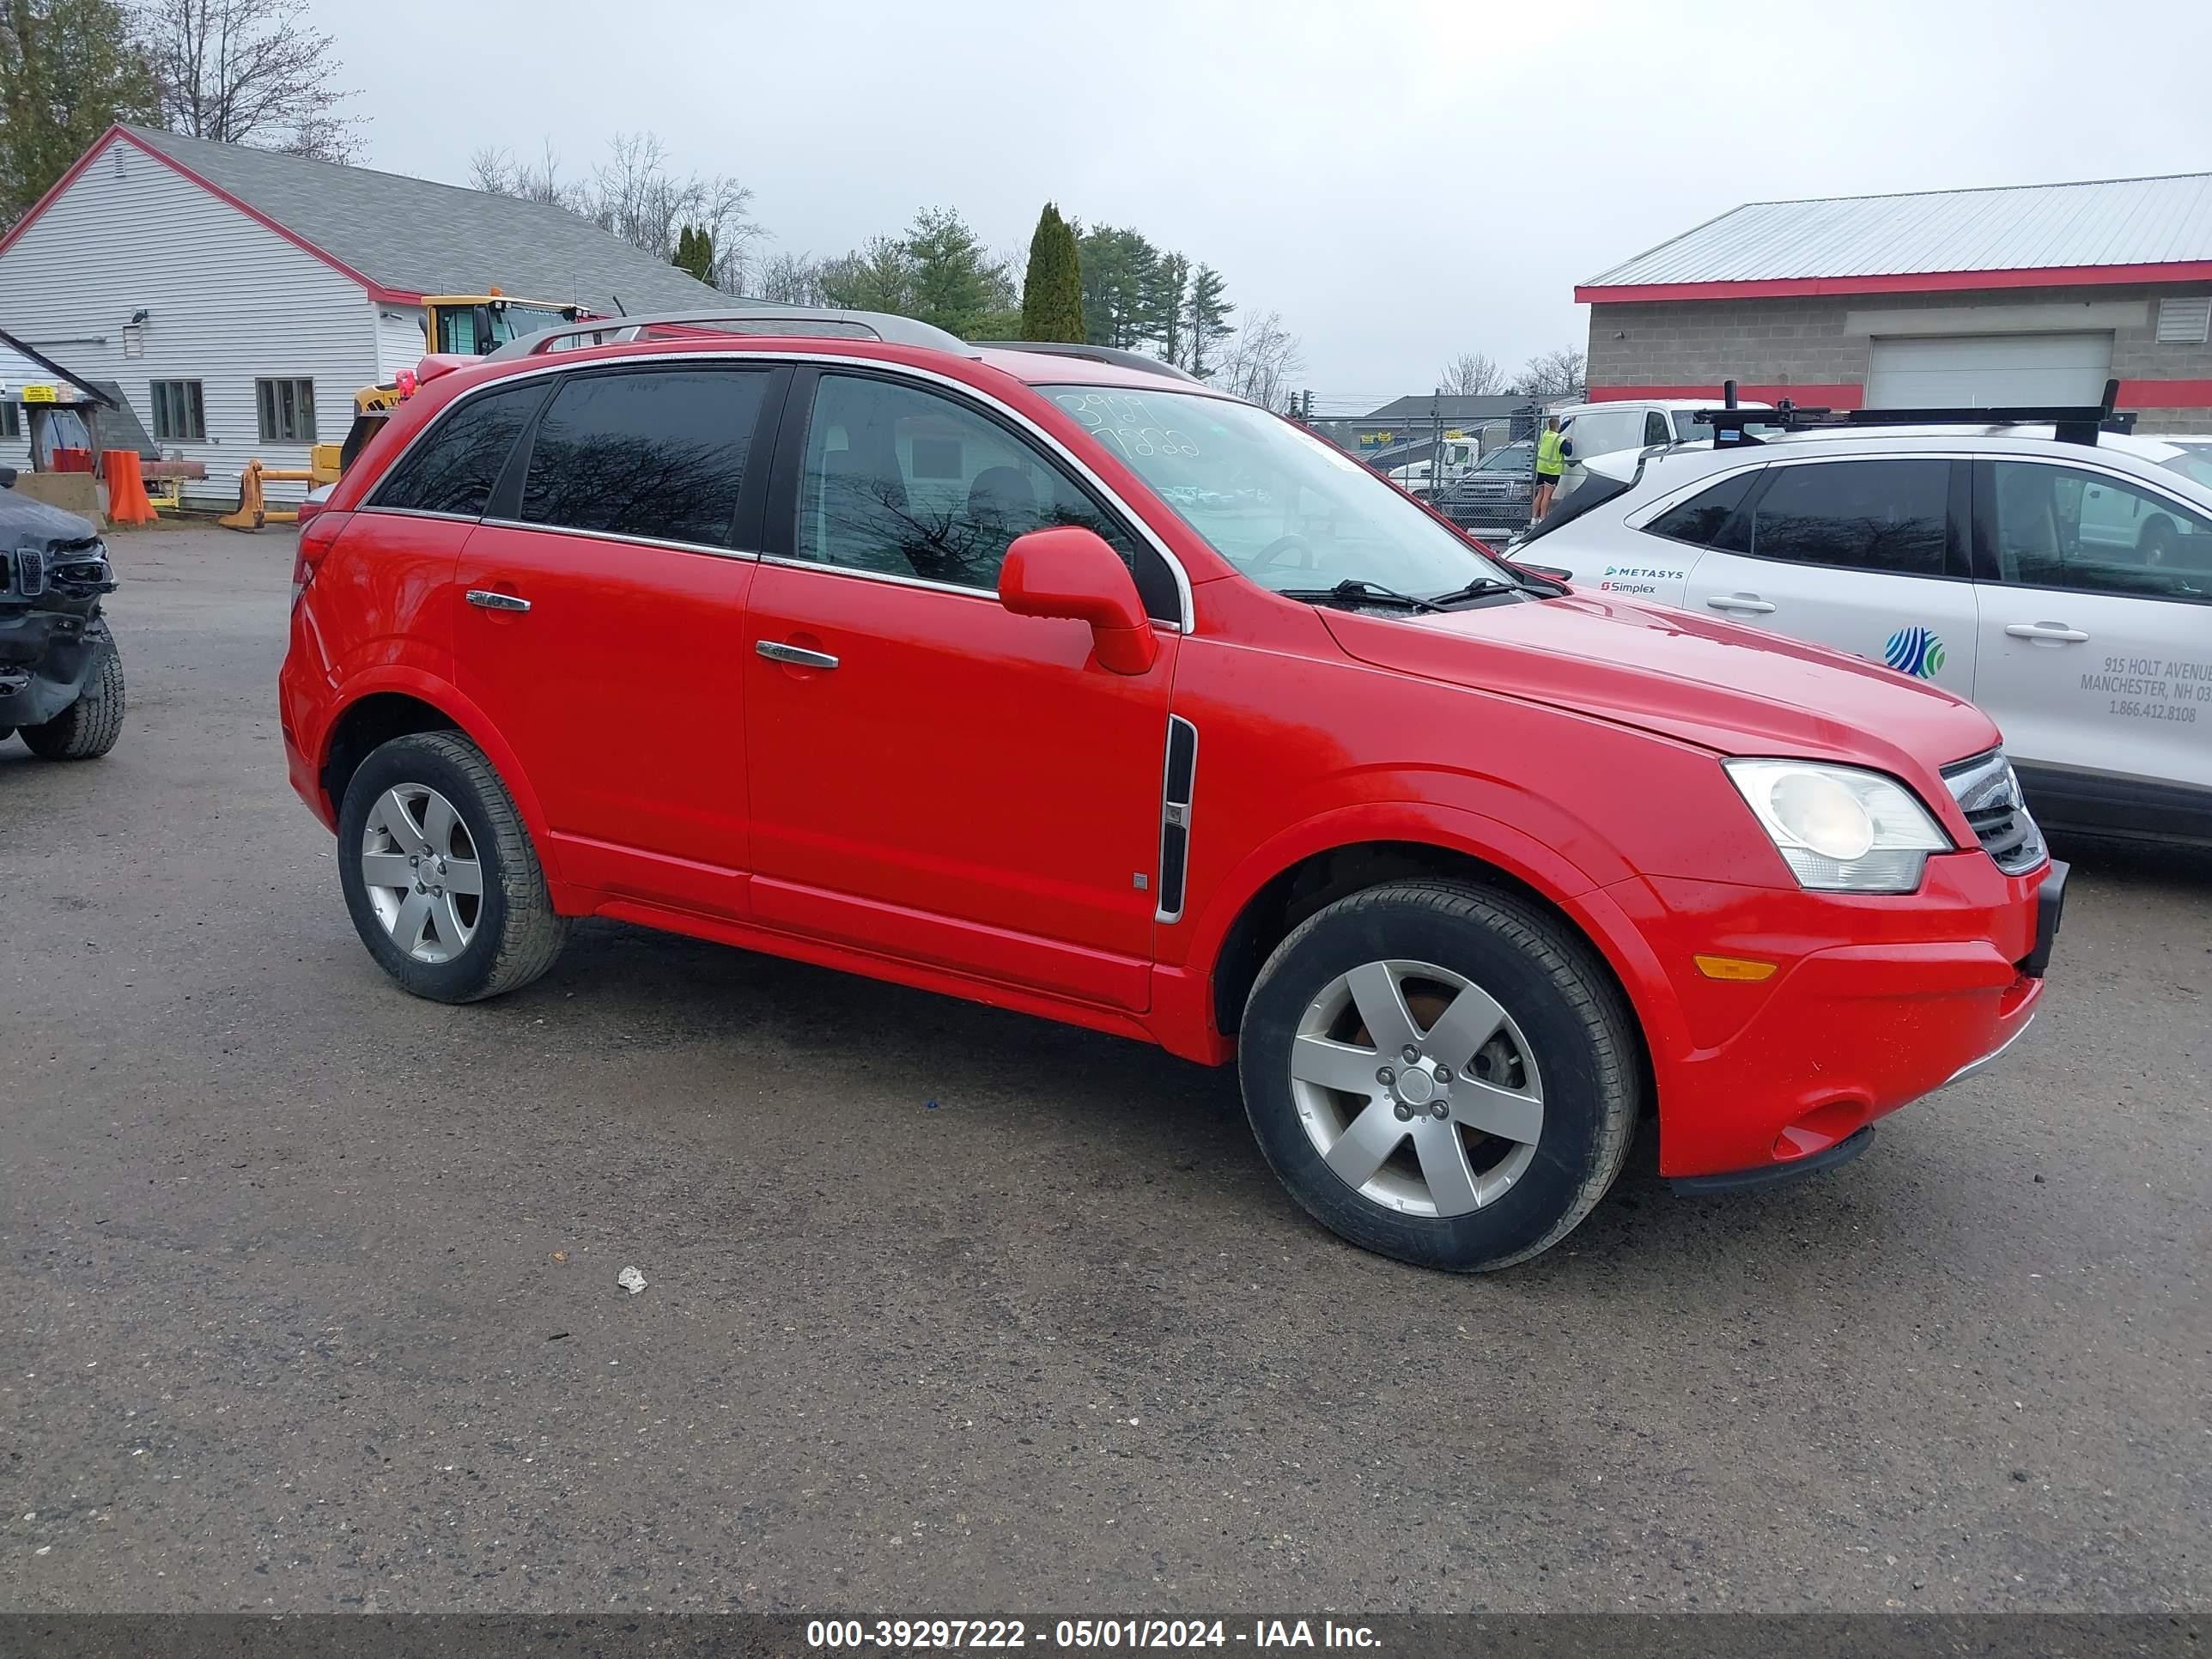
[805,1617,1382,1650]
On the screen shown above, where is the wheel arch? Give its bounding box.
[1188,807,1676,1102]
[315,672,563,884]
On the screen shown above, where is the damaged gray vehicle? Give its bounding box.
[0,471,125,761]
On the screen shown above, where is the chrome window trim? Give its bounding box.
[476,514,763,562]
[358,349,1196,632]
[359,505,483,526]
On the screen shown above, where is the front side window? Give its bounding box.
[1643,410,1671,447]
[520,368,768,546]
[793,374,1165,613]
[1042,384,1513,601]
[256,378,316,442]
[1744,459,1949,576]
[1984,459,2212,602]
[374,380,547,517]
[150,380,204,442]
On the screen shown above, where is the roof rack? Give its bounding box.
[1694,376,2136,449]
[968,340,1204,385]
[488,306,974,361]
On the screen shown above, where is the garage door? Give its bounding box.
[1867,331,2113,408]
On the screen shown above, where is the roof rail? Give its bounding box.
[969,340,1204,385]
[488,306,975,361]
[1694,376,2136,449]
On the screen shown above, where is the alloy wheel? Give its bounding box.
[360,784,484,963]
[1288,958,1545,1217]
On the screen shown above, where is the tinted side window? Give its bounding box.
[1642,410,1671,447]
[1647,470,1758,550]
[374,382,545,516]
[1747,459,1949,575]
[794,373,1152,598]
[520,368,769,546]
[1985,460,2212,602]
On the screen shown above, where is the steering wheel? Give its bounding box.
[1255,533,1316,571]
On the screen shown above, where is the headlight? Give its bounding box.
[1723,759,1952,893]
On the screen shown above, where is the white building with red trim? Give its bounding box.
[1580,172,2212,432]
[0,125,717,504]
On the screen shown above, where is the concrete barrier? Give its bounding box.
[10,470,104,526]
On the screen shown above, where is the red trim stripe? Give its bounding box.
[1594,380,2212,412]
[2117,379,2212,409]
[0,125,422,304]
[1577,262,2212,305]
[1589,383,1866,410]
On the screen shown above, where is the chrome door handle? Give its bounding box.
[756,640,840,670]
[2004,623,2089,642]
[1707,594,1776,614]
[465,589,531,613]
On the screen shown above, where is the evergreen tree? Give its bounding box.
[902,206,1013,337]
[1018,202,1085,343]
[672,224,716,283]
[1078,225,1159,350]
[1143,251,1189,366]
[1185,264,1235,380]
[0,0,158,222]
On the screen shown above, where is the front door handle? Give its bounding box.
[465,589,531,613]
[1707,593,1776,614]
[756,640,840,670]
[2004,623,2090,643]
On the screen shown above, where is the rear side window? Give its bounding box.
[374,382,546,516]
[520,368,770,547]
[1646,470,1758,549]
[1745,459,1950,576]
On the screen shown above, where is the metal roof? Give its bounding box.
[0,327,111,405]
[1583,172,2212,292]
[120,126,720,315]
[1359,393,1540,422]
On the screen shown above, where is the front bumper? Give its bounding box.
[1611,854,2063,1182]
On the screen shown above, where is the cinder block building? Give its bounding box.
[1580,172,2212,432]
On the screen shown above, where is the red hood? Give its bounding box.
[1321,591,2000,779]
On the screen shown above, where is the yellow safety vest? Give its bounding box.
[1535,430,1565,477]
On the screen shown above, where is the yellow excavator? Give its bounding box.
[307,292,593,485]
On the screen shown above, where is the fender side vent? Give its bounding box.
[1156,715,1198,923]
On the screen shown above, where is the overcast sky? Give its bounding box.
[314,0,2212,414]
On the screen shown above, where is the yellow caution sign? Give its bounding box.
[21,383,58,402]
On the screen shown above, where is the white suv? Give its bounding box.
[1516,416,2212,845]
[1553,398,1774,498]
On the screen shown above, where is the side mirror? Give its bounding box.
[999,526,1159,676]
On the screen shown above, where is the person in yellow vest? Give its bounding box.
[1532,416,1566,520]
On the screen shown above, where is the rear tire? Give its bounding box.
[2140,519,2176,564]
[337,730,568,1002]
[1238,879,1640,1272]
[21,640,125,761]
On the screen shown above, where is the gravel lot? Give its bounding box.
[3,525,2206,1614]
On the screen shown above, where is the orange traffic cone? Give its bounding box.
[102,450,156,526]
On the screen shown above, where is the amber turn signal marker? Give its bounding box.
[1694,954,1778,981]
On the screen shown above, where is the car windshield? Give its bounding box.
[1044,386,1513,599]
[2159,444,2212,491]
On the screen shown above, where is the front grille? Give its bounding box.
[1942,749,2045,875]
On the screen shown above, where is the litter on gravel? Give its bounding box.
[617,1267,647,1296]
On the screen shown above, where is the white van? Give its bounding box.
[1554,398,1774,497]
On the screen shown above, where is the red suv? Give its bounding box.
[280,310,2063,1272]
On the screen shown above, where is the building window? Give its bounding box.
[0,403,19,440]
[151,380,205,442]
[256,378,317,443]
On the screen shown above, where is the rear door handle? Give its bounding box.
[756,640,840,670]
[465,589,531,613]
[1707,593,1776,614]
[2004,623,2090,643]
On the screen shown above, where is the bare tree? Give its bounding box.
[1439,351,1504,397]
[466,140,586,211]
[140,0,361,161]
[469,130,763,294]
[1514,346,1587,399]
[754,249,826,306]
[1210,309,1304,412]
[590,130,759,292]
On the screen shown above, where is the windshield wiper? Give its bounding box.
[1425,575,1519,604]
[1279,578,1449,614]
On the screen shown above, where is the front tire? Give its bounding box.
[1239,880,1640,1272]
[337,731,568,1002]
[21,640,125,761]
